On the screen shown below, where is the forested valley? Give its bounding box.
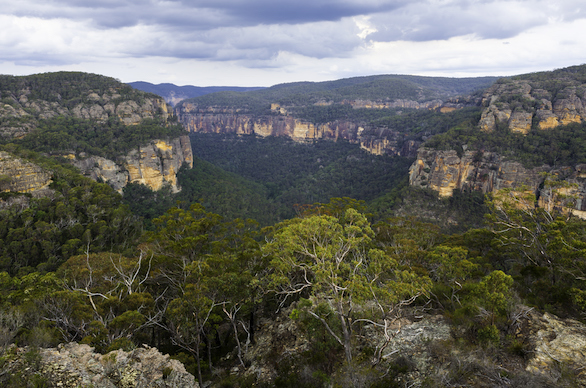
[1,69,586,387]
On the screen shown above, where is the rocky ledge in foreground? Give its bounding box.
[1,343,196,388]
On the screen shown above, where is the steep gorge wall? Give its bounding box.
[409,148,586,213]
[1,88,170,139]
[411,68,586,201]
[176,102,431,157]
[72,135,193,193]
[0,74,192,193]
[0,136,193,196]
[0,151,53,196]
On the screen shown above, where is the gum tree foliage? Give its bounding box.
[264,208,431,370]
[49,250,157,352]
[486,183,586,316]
[147,204,261,387]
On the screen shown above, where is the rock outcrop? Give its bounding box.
[72,136,193,192]
[1,87,169,139]
[3,343,196,388]
[479,76,586,134]
[176,102,436,157]
[0,151,52,196]
[524,311,586,382]
[409,148,586,214]
[409,148,547,197]
[0,73,191,193]
[241,305,586,387]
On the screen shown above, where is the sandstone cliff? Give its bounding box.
[1,86,169,139]
[0,72,192,192]
[478,71,586,134]
[0,151,53,196]
[409,148,586,214]
[71,135,193,193]
[176,102,434,157]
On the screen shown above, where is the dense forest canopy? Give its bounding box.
[0,72,161,108]
[123,133,416,227]
[12,116,186,160]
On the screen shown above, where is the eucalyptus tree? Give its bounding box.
[264,208,431,375]
[148,204,261,386]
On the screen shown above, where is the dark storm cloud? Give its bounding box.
[5,0,403,29]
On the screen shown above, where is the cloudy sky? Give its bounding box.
[1,0,585,86]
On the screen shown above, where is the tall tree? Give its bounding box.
[264,208,431,383]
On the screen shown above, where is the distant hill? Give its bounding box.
[176,74,499,112]
[128,81,265,106]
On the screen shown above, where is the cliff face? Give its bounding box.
[409,148,586,213]
[410,67,586,203]
[176,101,441,157]
[0,73,191,193]
[72,135,193,193]
[1,88,170,139]
[0,151,52,196]
[478,77,586,134]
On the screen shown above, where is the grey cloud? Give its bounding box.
[366,1,582,42]
[4,0,406,29]
[3,0,586,69]
[130,18,363,64]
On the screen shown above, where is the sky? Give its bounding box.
[1,0,585,87]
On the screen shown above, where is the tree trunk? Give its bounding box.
[249,305,255,344]
[195,334,203,388]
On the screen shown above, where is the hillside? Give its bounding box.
[0,72,192,192]
[175,74,496,158]
[177,74,498,110]
[411,64,586,215]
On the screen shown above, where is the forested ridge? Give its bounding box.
[0,71,186,159]
[2,69,586,387]
[176,74,497,115]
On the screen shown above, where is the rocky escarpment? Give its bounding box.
[176,101,459,157]
[409,66,586,201]
[71,136,193,192]
[0,151,52,196]
[0,86,169,139]
[479,69,586,134]
[0,73,192,192]
[2,343,196,388]
[409,148,586,213]
[174,73,494,156]
[409,148,545,197]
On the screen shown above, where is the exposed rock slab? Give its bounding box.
[0,151,53,195]
[409,148,548,197]
[409,148,586,215]
[33,343,197,388]
[479,78,586,133]
[177,104,424,157]
[72,136,193,192]
[524,311,586,384]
